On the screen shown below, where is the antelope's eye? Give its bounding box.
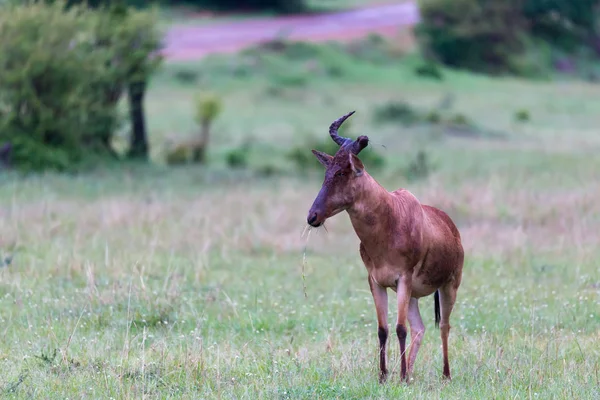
[335,171,345,177]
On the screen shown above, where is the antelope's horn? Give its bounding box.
[350,135,369,155]
[329,111,355,147]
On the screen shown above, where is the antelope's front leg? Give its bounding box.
[368,275,388,383]
[396,275,412,382]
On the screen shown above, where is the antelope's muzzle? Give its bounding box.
[307,211,322,227]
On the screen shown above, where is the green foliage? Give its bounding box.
[191,92,223,164]
[403,150,434,182]
[425,110,442,123]
[523,0,600,50]
[195,93,223,124]
[415,0,600,75]
[372,101,422,126]
[0,1,108,171]
[515,109,531,122]
[165,141,196,165]
[414,61,444,80]
[255,163,281,177]
[415,0,527,74]
[371,98,505,139]
[0,0,162,172]
[168,0,306,13]
[226,147,249,169]
[173,69,199,84]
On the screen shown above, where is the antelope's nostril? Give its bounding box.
[307,212,319,226]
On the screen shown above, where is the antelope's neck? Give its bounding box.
[346,174,394,245]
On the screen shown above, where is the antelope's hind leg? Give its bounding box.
[439,284,458,380]
[407,297,425,377]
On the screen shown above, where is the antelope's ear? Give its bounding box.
[312,150,333,167]
[349,153,364,176]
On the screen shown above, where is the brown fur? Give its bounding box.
[307,112,464,383]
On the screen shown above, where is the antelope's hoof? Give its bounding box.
[378,372,388,384]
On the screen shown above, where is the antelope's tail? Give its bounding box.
[434,290,441,328]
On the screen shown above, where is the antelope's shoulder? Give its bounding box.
[390,188,421,204]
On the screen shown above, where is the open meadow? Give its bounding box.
[1,30,599,399]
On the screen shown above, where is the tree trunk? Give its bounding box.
[192,119,211,163]
[127,80,148,160]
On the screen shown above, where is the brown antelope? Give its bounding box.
[306,111,464,383]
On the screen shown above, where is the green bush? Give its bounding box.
[415,0,600,75]
[404,150,435,182]
[372,101,422,126]
[165,0,306,13]
[524,0,600,50]
[515,109,531,122]
[415,0,527,74]
[225,148,249,169]
[0,1,162,171]
[414,61,444,80]
[0,2,108,171]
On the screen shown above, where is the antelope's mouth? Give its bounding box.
[307,208,345,228]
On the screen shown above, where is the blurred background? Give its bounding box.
[0,0,598,398]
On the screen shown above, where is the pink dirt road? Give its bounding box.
[162,1,420,62]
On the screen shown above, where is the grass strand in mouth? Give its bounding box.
[301,225,312,299]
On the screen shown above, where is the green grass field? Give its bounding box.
[0,38,599,399]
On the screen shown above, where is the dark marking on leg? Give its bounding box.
[396,324,408,381]
[378,326,388,383]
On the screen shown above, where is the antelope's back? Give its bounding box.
[422,205,462,244]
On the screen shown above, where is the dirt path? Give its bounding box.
[162,1,419,62]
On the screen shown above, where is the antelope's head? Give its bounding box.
[307,111,369,227]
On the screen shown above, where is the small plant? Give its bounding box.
[449,113,470,126]
[404,150,434,182]
[225,148,249,169]
[414,62,444,80]
[174,69,199,84]
[425,111,442,124]
[193,92,223,164]
[372,101,422,126]
[256,164,281,177]
[515,109,531,122]
[165,141,194,165]
[34,348,57,365]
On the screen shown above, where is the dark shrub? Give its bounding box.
[414,62,444,80]
[523,0,600,50]
[164,0,306,13]
[415,0,527,74]
[515,109,531,122]
[226,148,249,169]
[404,150,434,182]
[372,101,422,126]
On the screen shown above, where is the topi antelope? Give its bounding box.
[306,111,464,383]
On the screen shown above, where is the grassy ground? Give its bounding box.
[1,38,599,399]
